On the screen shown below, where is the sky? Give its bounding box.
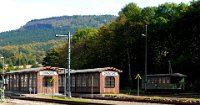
[0,0,192,32]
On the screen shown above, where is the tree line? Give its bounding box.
[43,1,200,91]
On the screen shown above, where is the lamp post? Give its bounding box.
[142,25,147,91]
[55,32,71,98]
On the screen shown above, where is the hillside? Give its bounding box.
[0,15,116,69]
[0,15,116,46]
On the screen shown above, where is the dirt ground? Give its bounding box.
[0,99,63,105]
[0,98,170,105]
[0,103,14,105]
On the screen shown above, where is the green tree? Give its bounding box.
[42,2,200,91]
[42,49,60,66]
[119,3,142,21]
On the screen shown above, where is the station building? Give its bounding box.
[5,66,122,94]
[59,67,122,94]
[5,67,60,94]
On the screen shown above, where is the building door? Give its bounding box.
[42,76,54,94]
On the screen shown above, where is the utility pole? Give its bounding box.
[145,25,147,91]
[142,25,148,91]
[55,32,71,98]
[127,48,132,80]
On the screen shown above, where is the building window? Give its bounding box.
[43,76,53,87]
[71,76,75,87]
[159,78,162,83]
[24,74,28,87]
[77,74,81,87]
[21,75,24,88]
[29,74,32,87]
[166,77,170,83]
[82,74,86,87]
[58,76,63,87]
[94,73,99,87]
[32,74,36,88]
[105,76,115,88]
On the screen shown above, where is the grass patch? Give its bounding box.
[36,93,200,103]
[38,94,89,103]
[103,93,200,101]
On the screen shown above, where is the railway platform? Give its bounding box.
[5,91,200,105]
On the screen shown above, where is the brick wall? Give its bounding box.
[99,72,120,94]
[37,72,59,94]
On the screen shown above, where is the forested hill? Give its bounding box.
[0,15,116,46]
[0,15,116,69]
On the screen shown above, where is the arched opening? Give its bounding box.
[43,76,53,87]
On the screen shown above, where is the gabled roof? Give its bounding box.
[6,66,59,74]
[59,67,122,74]
[0,72,5,75]
[146,73,187,77]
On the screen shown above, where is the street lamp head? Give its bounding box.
[55,34,68,37]
[141,34,146,36]
[55,34,59,37]
[1,57,4,59]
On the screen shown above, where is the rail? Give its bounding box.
[8,95,113,105]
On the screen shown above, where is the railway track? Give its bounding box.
[6,92,200,105]
[73,93,200,105]
[8,96,113,105]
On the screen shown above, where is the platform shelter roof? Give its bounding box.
[59,67,122,74]
[146,73,187,77]
[6,66,60,74]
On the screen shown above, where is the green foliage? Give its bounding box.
[0,39,65,67]
[72,28,98,43]
[119,3,142,21]
[42,2,199,91]
[156,3,179,21]
[188,0,200,13]
[141,7,157,24]
[42,48,60,67]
